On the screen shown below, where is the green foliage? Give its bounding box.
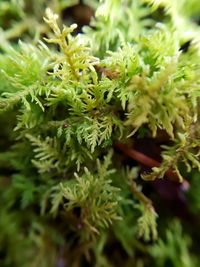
[137,204,158,241]
[26,134,65,173]
[84,0,153,56]
[143,123,200,181]
[149,220,198,267]
[44,8,98,83]
[0,0,200,267]
[0,41,51,112]
[51,152,121,234]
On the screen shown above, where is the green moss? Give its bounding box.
[0,1,200,266]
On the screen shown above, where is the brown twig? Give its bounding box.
[115,143,181,182]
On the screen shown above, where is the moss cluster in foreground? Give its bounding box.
[1,1,200,266]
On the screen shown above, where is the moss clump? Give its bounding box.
[0,1,200,267]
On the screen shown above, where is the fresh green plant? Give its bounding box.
[0,1,200,266]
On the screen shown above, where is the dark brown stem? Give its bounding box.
[115,143,180,182]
